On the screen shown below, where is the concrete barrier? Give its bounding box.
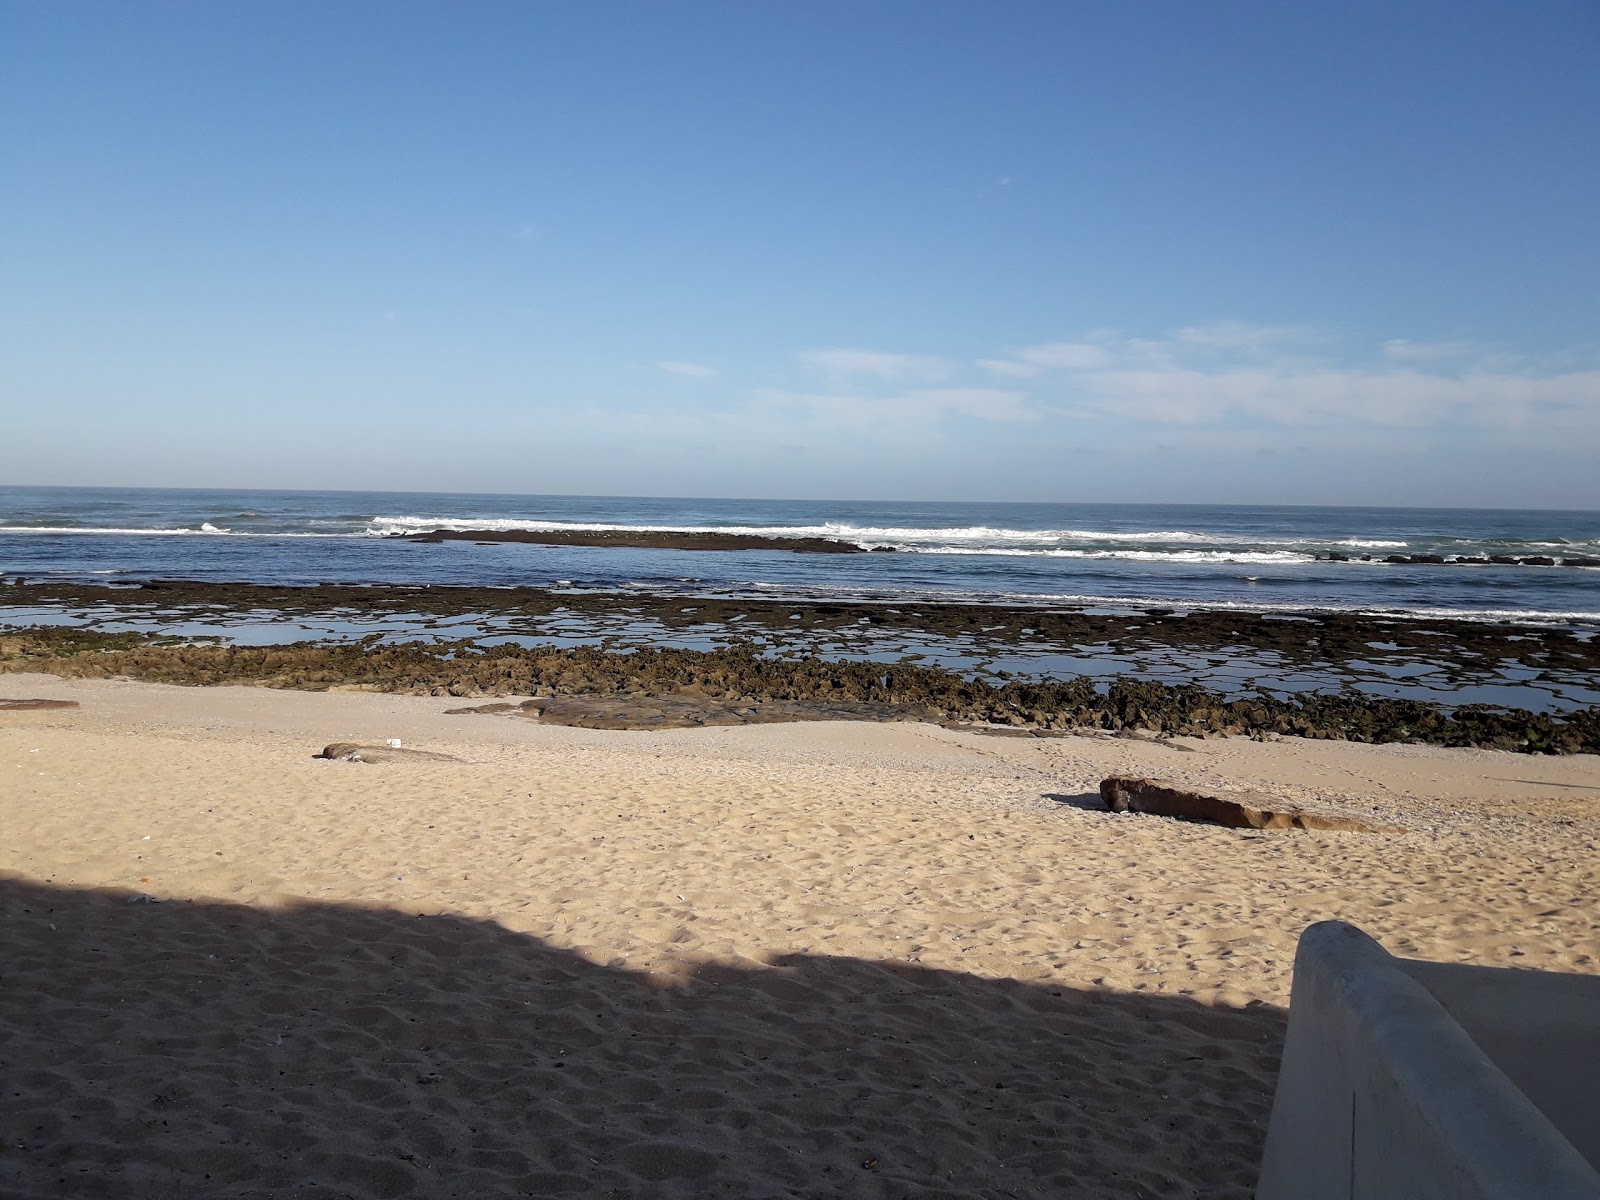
[1256,921,1600,1200]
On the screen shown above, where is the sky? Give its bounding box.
[2,1,1598,507]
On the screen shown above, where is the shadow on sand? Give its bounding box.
[1,877,1284,1199]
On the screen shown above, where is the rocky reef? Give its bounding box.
[3,627,1596,754]
[7,580,1598,683]
[1319,551,1600,567]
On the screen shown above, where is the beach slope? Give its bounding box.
[3,677,1596,1198]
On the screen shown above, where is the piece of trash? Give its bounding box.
[142,836,151,841]
[386,738,404,748]
[861,1157,879,1170]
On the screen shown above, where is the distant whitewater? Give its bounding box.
[1,485,1597,625]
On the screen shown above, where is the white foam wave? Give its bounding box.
[371,516,1221,542]
[367,515,1421,552]
[0,525,357,538]
[922,547,1315,565]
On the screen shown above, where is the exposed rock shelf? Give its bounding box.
[3,628,1596,754]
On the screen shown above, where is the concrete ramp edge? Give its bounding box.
[1256,920,1600,1200]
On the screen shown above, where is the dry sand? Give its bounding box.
[2,673,1597,1199]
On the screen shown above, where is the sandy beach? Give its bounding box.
[3,675,1598,1199]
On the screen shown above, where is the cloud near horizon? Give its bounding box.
[657,360,720,378]
[975,325,1600,434]
[798,348,951,381]
[602,326,1599,475]
[749,386,1033,434]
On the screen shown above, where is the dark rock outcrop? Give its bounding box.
[0,628,1595,754]
[4,591,1599,755]
[446,695,917,731]
[1099,776,1399,833]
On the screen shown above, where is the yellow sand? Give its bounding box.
[3,674,1597,1199]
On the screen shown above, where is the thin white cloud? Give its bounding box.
[1057,364,1600,431]
[1382,338,1475,362]
[967,326,1600,434]
[751,386,1032,433]
[979,342,1111,376]
[658,360,719,379]
[977,358,1042,378]
[904,387,1036,422]
[632,329,1598,455]
[1173,321,1308,354]
[1022,342,1111,370]
[799,348,950,381]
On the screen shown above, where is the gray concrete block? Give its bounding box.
[1256,921,1600,1200]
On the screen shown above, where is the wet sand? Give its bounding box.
[3,675,1597,1198]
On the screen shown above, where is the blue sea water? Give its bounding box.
[1,485,1598,626]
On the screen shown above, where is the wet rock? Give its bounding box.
[1519,555,1557,567]
[3,598,1598,755]
[0,698,79,710]
[503,694,920,731]
[9,579,1600,688]
[1099,776,1399,833]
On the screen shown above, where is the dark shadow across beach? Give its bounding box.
[0,877,1284,1199]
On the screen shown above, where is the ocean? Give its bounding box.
[2,485,1597,625]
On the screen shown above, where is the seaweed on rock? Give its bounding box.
[3,628,1596,755]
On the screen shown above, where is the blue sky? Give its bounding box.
[3,1,1598,506]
